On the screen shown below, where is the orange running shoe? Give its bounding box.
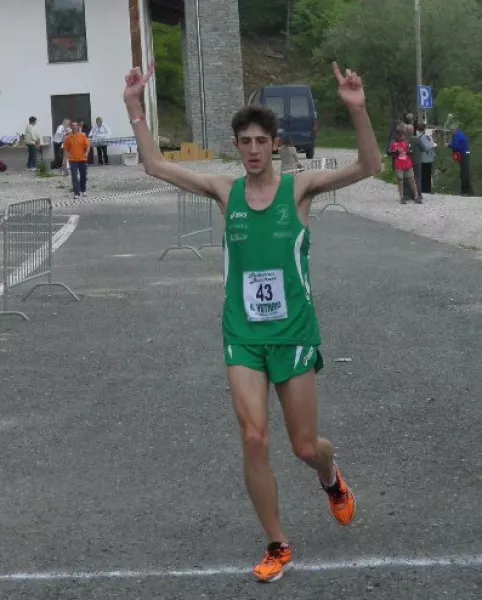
[320,464,356,526]
[253,542,293,583]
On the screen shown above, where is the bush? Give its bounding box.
[435,86,482,195]
[153,23,184,109]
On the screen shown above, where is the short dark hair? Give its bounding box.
[231,105,279,139]
[29,116,37,124]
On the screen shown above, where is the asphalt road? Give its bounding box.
[0,198,481,599]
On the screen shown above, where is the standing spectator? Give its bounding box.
[389,128,421,204]
[89,117,111,165]
[408,122,432,199]
[419,124,437,194]
[448,124,474,196]
[402,111,415,127]
[24,116,40,170]
[279,135,304,173]
[61,121,73,176]
[388,122,416,200]
[63,121,90,199]
[52,118,70,169]
[79,119,94,164]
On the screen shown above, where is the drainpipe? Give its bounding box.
[194,0,208,149]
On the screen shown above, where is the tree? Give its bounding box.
[290,0,351,56]
[238,0,287,35]
[310,0,482,120]
[152,23,184,109]
[436,87,482,134]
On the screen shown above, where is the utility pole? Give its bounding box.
[286,0,292,54]
[414,0,424,120]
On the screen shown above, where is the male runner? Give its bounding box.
[124,62,382,583]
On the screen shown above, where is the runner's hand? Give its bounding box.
[332,62,366,110]
[124,62,155,106]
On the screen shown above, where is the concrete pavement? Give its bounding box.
[0,197,481,599]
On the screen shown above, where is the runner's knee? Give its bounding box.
[291,438,318,464]
[291,436,332,464]
[241,426,269,460]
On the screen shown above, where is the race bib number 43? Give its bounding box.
[243,269,288,322]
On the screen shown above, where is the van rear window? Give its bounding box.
[289,96,310,118]
[264,96,285,118]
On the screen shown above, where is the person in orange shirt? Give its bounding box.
[63,121,90,199]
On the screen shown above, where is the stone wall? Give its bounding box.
[182,0,245,156]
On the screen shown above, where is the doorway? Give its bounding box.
[51,93,92,132]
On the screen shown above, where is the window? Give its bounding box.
[289,96,310,118]
[45,0,88,63]
[264,97,285,119]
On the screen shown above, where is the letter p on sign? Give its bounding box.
[417,85,433,110]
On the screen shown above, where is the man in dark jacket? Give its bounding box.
[448,125,474,196]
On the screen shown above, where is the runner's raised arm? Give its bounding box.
[123,63,233,205]
[295,62,382,209]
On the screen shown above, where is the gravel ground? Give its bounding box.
[314,148,482,255]
[0,160,243,208]
[1,148,481,256]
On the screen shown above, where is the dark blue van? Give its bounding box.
[247,85,318,159]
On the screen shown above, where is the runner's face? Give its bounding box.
[234,124,275,175]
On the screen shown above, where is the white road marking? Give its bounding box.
[0,553,481,582]
[0,215,79,296]
[109,254,153,258]
[52,215,79,251]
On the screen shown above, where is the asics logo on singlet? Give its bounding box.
[230,211,247,219]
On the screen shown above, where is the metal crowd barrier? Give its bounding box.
[160,158,350,261]
[284,157,349,217]
[0,198,79,322]
[307,158,349,218]
[159,190,221,260]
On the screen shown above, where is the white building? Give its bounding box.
[0,0,158,156]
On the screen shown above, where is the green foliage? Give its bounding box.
[436,87,482,133]
[152,23,184,109]
[238,0,287,35]
[376,158,398,185]
[290,0,350,56]
[36,161,54,178]
[434,86,482,194]
[311,0,482,121]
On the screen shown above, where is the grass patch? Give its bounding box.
[317,127,387,151]
[158,101,187,147]
[35,162,55,178]
[317,128,358,149]
[377,158,397,185]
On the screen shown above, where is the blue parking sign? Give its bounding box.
[417,85,433,109]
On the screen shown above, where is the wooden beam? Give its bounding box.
[129,0,143,69]
[128,0,146,122]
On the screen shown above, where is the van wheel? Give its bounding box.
[306,147,315,159]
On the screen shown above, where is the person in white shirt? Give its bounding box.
[52,119,70,169]
[24,116,40,170]
[89,117,111,165]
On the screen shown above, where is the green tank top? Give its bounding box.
[222,174,322,346]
